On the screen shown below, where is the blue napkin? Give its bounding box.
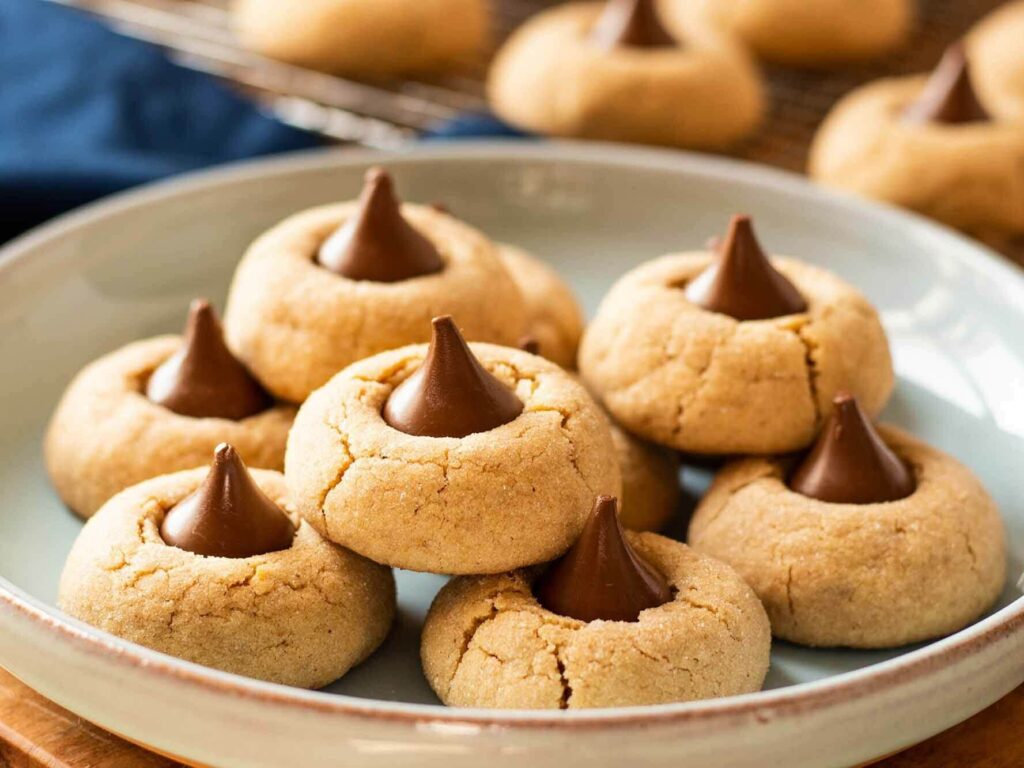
[0,0,322,242]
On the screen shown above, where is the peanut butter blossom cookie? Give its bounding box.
[421,496,770,708]
[810,43,1024,238]
[579,215,894,455]
[46,300,295,519]
[59,444,395,688]
[487,0,764,149]
[518,337,681,532]
[223,168,527,403]
[969,0,1024,123]
[498,244,585,370]
[660,0,914,67]
[233,0,488,78]
[689,393,1006,648]
[286,316,621,574]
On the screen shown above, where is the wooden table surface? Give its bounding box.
[1,666,1021,768]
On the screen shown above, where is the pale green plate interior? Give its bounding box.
[1,144,1021,706]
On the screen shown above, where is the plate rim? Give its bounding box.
[2,139,1022,729]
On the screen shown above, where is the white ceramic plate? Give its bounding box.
[1,142,1022,768]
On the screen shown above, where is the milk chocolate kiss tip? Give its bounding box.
[160,443,295,558]
[145,299,271,421]
[590,0,677,50]
[534,496,673,623]
[317,167,444,282]
[903,42,990,125]
[790,392,916,505]
[684,215,808,321]
[518,335,541,355]
[382,316,524,438]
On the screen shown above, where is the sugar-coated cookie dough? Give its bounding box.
[59,468,395,688]
[487,1,764,150]
[224,197,527,404]
[498,244,584,369]
[232,0,488,78]
[609,422,680,531]
[659,0,913,67]
[969,1,1024,123]
[578,253,893,454]
[286,342,621,574]
[688,426,1006,648]
[809,71,1024,238]
[45,336,295,519]
[421,531,770,708]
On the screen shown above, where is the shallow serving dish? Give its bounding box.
[0,142,1022,768]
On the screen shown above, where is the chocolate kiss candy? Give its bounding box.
[383,316,524,438]
[790,392,916,504]
[146,299,271,420]
[903,42,990,125]
[161,444,296,558]
[685,215,808,321]
[535,496,673,622]
[317,167,444,282]
[518,335,541,355]
[590,0,677,50]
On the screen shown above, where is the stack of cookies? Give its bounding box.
[48,167,1005,708]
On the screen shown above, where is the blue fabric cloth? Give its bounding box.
[0,0,321,241]
[424,112,528,141]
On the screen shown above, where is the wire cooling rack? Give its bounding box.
[42,0,1024,261]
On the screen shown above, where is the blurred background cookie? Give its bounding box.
[232,0,489,78]
[659,0,914,67]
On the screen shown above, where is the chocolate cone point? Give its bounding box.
[903,42,990,125]
[146,299,271,420]
[685,215,808,321]
[590,0,677,50]
[160,444,296,558]
[790,392,916,504]
[383,316,524,438]
[535,496,673,622]
[317,167,444,282]
[518,335,541,355]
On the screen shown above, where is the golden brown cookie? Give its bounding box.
[232,0,488,78]
[487,1,764,150]
[809,46,1024,238]
[969,0,1024,123]
[285,323,621,574]
[609,421,680,532]
[58,466,395,688]
[498,244,585,369]
[421,528,770,708]
[659,0,913,67]
[46,332,295,520]
[223,171,527,403]
[688,425,1006,648]
[578,218,894,455]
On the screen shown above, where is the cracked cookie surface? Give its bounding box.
[58,468,395,688]
[224,203,527,403]
[498,244,584,369]
[809,77,1024,238]
[45,336,296,519]
[578,252,893,454]
[421,531,770,708]
[688,426,1006,648]
[285,343,621,574]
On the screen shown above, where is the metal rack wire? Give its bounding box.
[47,0,1007,159]
[42,0,1023,261]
